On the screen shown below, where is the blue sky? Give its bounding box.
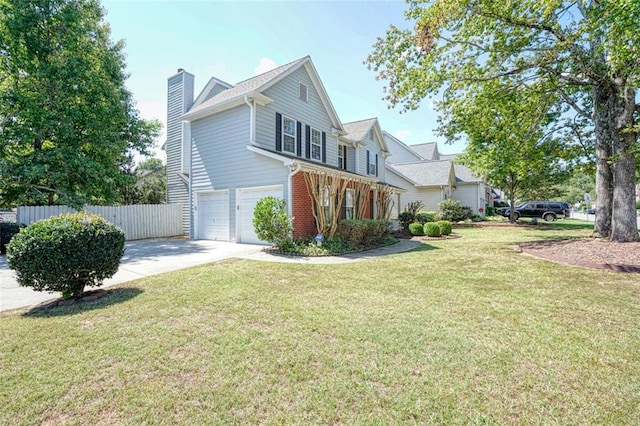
[102,0,465,160]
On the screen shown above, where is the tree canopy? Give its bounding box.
[367,0,639,242]
[451,80,568,220]
[0,0,161,209]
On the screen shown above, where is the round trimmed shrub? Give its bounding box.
[437,220,452,235]
[424,222,442,237]
[253,196,293,249]
[408,222,425,236]
[7,213,125,299]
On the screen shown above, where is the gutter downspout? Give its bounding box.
[287,161,301,218]
[244,95,255,144]
[188,133,194,240]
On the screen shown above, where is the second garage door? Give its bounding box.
[238,185,284,244]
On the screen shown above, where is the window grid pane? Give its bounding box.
[283,117,296,153]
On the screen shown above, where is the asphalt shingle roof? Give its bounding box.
[409,142,438,160]
[342,118,377,141]
[388,160,454,186]
[454,164,482,183]
[186,57,308,116]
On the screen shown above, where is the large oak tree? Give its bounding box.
[367,0,639,242]
[0,0,160,209]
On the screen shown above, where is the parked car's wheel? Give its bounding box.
[513,212,520,221]
[543,212,556,222]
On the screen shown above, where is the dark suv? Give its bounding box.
[502,201,569,221]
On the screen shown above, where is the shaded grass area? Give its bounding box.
[1,225,639,424]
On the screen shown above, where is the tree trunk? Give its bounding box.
[592,82,639,242]
[610,84,639,242]
[592,85,614,238]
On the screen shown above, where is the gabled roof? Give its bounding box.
[343,118,377,141]
[387,160,455,187]
[454,164,482,183]
[440,153,458,161]
[191,76,233,108]
[182,56,343,131]
[410,142,439,160]
[341,117,389,155]
[383,131,423,163]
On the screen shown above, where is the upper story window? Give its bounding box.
[299,83,308,102]
[282,116,296,154]
[311,128,322,161]
[368,151,377,176]
[338,145,347,170]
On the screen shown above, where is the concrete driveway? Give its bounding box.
[0,238,263,312]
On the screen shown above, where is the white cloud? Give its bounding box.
[254,57,277,75]
[395,129,412,141]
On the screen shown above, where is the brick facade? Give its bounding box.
[291,171,375,240]
[291,172,317,239]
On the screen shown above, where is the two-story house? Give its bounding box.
[165,56,401,244]
[384,132,487,214]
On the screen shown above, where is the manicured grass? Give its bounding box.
[1,224,639,424]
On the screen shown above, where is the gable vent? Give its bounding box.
[299,83,308,102]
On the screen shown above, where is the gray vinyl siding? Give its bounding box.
[190,105,289,242]
[255,67,336,166]
[166,71,194,234]
[453,183,484,214]
[358,131,386,182]
[202,85,228,103]
[385,136,422,164]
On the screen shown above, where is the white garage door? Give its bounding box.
[238,185,284,245]
[196,190,229,241]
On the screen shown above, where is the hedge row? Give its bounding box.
[336,219,389,248]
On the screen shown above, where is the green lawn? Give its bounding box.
[2,221,639,424]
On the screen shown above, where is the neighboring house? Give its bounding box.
[384,132,487,214]
[164,56,402,244]
[134,168,164,189]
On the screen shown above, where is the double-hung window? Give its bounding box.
[282,116,296,154]
[338,145,347,170]
[311,128,322,161]
[344,189,354,220]
[368,151,377,176]
[322,186,333,221]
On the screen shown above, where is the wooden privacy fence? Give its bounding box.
[17,204,186,241]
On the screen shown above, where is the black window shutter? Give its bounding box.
[366,150,370,174]
[321,132,327,163]
[296,122,302,156]
[343,146,347,169]
[375,154,379,177]
[275,113,282,152]
[305,125,311,159]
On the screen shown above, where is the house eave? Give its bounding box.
[182,92,273,121]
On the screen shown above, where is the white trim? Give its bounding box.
[182,92,273,121]
[282,115,297,154]
[246,145,294,166]
[310,127,322,161]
